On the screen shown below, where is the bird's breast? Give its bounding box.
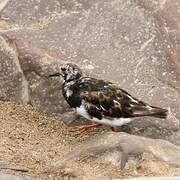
[76,104,90,119]
[63,83,82,108]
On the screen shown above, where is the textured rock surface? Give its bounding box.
[54,132,180,169]
[16,39,69,118]
[0,0,179,139]
[0,0,10,13]
[0,173,28,180]
[0,161,28,172]
[0,35,29,103]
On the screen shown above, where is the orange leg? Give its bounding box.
[70,124,102,133]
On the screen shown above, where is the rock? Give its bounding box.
[0,0,179,137]
[16,39,69,118]
[0,161,29,172]
[102,150,139,169]
[0,35,29,104]
[103,150,123,167]
[0,173,29,180]
[53,132,180,169]
[0,0,10,13]
[0,34,84,125]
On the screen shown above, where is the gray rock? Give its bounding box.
[53,132,180,169]
[0,161,29,172]
[103,150,123,167]
[0,173,29,180]
[0,35,29,104]
[0,0,10,13]
[16,39,69,118]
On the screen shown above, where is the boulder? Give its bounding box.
[0,173,28,180]
[16,39,69,118]
[0,35,29,104]
[53,132,180,169]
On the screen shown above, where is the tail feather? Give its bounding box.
[131,105,168,119]
[149,106,168,119]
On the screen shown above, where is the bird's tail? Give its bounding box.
[131,104,168,119]
[145,106,168,119]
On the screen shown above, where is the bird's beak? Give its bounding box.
[48,73,63,77]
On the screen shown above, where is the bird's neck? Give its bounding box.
[63,79,76,87]
[63,77,79,85]
[62,78,81,108]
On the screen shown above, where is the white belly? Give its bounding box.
[76,105,133,127]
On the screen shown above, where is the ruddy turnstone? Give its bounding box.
[49,63,168,133]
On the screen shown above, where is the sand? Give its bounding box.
[0,101,180,179]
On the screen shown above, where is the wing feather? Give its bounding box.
[78,78,161,119]
[81,90,123,119]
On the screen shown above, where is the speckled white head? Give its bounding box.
[61,63,82,82]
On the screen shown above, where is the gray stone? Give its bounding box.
[0,173,29,180]
[0,0,10,13]
[0,161,29,172]
[0,35,29,104]
[54,132,180,169]
[16,39,69,118]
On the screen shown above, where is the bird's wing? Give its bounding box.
[81,89,121,119]
[79,78,167,119]
[79,79,145,119]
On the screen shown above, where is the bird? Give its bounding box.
[49,63,168,133]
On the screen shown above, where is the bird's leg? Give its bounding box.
[70,124,102,133]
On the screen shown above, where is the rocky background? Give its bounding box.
[0,0,180,179]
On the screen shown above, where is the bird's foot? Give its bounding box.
[70,124,102,133]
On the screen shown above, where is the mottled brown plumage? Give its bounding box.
[80,81,167,120]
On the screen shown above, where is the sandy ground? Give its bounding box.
[0,101,180,179]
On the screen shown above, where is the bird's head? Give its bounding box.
[49,63,82,82]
